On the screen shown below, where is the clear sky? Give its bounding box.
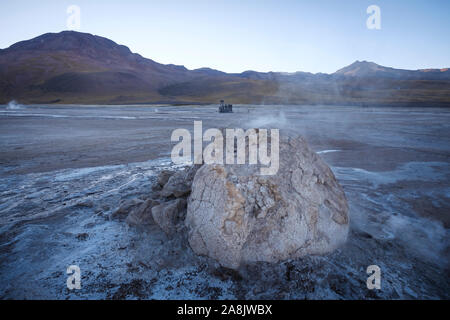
[0,0,449,74]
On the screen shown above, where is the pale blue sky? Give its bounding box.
[0,0,449,73]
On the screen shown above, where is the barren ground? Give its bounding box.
[0,104,448,299]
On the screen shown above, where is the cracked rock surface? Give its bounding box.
[185,135,349,269]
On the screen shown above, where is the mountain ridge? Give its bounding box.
[1,31,449,106]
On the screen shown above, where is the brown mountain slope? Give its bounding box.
[0,31,230,103]
[1,31,449,106]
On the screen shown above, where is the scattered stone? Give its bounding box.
[152,198,187,235]
[160,166,199,198]
[126,199,159,226]
[76,233,89,241]
[157,170,175,187]
[110,198,144,220]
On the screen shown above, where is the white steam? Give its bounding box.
[247,110,288,128]
[6,100,24,110]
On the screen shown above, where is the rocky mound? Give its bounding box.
[185,135,349,269]
[121,134,349,270]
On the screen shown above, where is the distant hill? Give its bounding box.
[1,31,449,107]
[335,60,450,80]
